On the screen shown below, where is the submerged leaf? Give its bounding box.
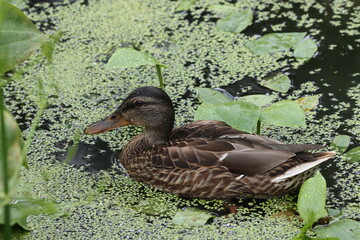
[237,94,275,107]
[175,0,197,11]
[172,207,214,227]
[245,32,306,55]
[294,38,318,60]
[295,95,320,112]
[344,147,360,163]
[331,135,351,153]
[107,48,161,69]
[297,171,328,224]
[261,74,291,93]
[216,9,253,33]
[196,87,231,104]
[0,198,57,230]
[0,1,47,74]
[260,100,306,127]
[314,219,360,240]
[194,101,260,133]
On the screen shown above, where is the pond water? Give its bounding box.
[3,0,359,239]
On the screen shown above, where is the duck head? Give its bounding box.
[84,86,175,136]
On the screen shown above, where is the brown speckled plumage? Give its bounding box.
[84,86,335,199]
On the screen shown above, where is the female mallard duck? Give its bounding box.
[84,86,335,199]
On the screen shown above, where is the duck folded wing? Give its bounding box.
[148,137,323,176]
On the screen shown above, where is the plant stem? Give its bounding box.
[155,64,164,89]
[0,88,11,239]
[256,120,261,135]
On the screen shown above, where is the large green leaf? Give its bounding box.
[0,109,23,207]
[294,38,318,60]
[297,171,328,224]
[195,87,231,104]
[314,219,360,240]
[172,207,214,227]
[237,94,275,107]
[0,0,47,74]
[260,100,306,127]
[344,147,360,163]
[216,9,253,33]
[331,135,351,153]
[107,48,162,69]
[245,32,306,55]
[261,74,291,93]
[194,101,260,133]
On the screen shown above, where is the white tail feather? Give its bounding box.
[271,151,335,183]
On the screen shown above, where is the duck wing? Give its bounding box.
[161,120,325,175]
[149,137,323,176]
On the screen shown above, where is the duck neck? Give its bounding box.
[119,125,173,167]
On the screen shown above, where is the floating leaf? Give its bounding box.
[194,101,260,133]
[297,171,328,224]
[245,32,306,55]
[296,95,320,112]
[260,100,306,127]
[172,207,214,227]
[216,9,253,33]
[331,135,351,153]
[132,198,173,216]
[175,0,197,12]
[344,147,360,163]
[196,87,231,104]
[261,74,291,93]
[294,38,318,59]
[208,4,237,15]
[0,1,48,74]
[314,219,360,240]
[0,198,57,230]
[237,94,275,107]
[107,48,162,69]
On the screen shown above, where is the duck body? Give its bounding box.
[85,86,335,199]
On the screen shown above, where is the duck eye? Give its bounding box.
[134,100,144,107]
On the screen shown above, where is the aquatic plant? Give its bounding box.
[0,1,59,237]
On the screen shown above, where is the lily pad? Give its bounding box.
[216,9,253,33]
[237,94,275,107]
[172,207,214,227]
[344,147,360,163]
[295,95,320,112]
[294,38,318,60]
[194,101,260,133]
[245,32,307,55]
[196,87,231,104]
[260,100,306,127]
[314,219,360,240]
[0,1,48,74]
[175,0,197,12]
[297,171,328,224]
[261,74,291,93]
[331,135,351,153]
[107,48,162,69]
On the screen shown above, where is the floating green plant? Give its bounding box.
[107,47,166,89]
[216,9,253,33]
[172,207,214,227]
[194,88,307,134]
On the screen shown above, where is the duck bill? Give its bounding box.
[84,112,130,135]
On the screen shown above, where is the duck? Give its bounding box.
[84,86,335,199]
